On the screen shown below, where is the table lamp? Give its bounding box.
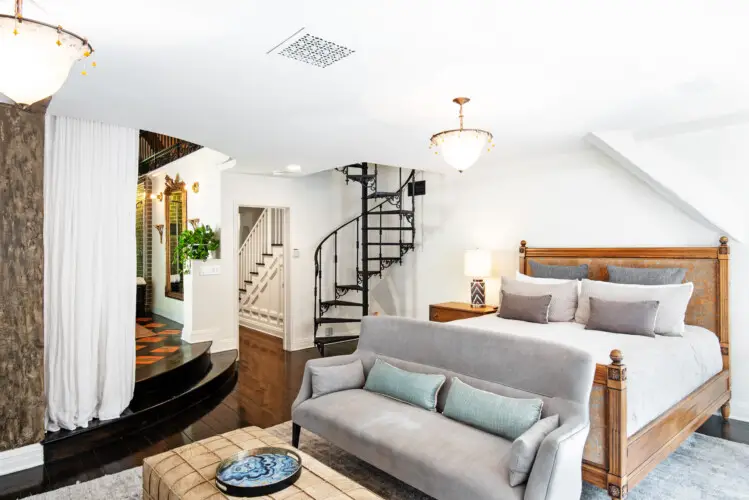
[464,249,492,307]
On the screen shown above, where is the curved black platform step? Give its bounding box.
[134,340,212,402]
[43,350,238,463]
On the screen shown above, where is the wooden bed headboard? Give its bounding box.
[518,237,730,370]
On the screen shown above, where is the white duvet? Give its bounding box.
[451,315,723,435]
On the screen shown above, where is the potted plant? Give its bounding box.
[173,224,220,274]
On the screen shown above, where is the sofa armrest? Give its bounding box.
[524,415,590,500]
[291,353,362,415]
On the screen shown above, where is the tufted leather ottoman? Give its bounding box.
[142,426,382,499]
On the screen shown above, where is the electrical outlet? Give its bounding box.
[325,327,333,337]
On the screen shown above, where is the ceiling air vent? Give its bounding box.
[277,33,354,68]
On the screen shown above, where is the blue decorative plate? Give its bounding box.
[215,447,302,497]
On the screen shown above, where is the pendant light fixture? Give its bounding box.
[430,97,494,172]
[0,0,94,105]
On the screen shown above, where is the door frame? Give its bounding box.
[233,203,292,350]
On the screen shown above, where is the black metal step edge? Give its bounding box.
[42,350,238,462]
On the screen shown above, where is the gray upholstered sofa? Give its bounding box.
[292,316,595,500]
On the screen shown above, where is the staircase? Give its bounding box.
[238,208,285,336]
[314,163,417,355]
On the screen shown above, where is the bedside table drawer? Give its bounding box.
[430,307,487,323]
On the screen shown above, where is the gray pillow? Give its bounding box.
[310,359,365,399]
[499,291,552,324]
[530,261,588,280]
[443,377,543,441]
[608,265,687,285]
[501,278,578,322]
[509,415,560,487]
[585,297,659,337]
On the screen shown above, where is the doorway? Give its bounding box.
[236,206,290,345]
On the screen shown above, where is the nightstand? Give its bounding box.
[429,302,498,323]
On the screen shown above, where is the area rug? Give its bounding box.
[29,422,749,499]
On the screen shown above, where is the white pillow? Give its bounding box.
[501,277,578,322]
[575,279,693,336]
[516,271,582,293]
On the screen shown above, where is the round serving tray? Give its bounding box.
[215,447,302,497]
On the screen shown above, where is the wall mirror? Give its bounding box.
[164,174,187,301]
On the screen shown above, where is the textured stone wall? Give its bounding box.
[0,103,45,451]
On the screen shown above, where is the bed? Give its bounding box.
[462,239,730,499]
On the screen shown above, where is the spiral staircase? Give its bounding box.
[314,163,417,355]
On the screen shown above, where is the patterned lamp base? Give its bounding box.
[470,279,486,307]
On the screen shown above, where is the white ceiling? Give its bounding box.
[10,0,749,174]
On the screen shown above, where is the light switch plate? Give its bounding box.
[293,249,300,258]
[200,264,221,276]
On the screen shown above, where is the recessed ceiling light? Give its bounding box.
[285,164,302,172]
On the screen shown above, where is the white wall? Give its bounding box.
[150,148,227,324]
[219,170,341,351]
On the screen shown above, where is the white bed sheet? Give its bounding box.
[451,315,723,435]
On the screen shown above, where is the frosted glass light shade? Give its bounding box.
[464,249,492,278]
[0,17,90,105]
[431,129,491,172]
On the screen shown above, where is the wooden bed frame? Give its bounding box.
[518,238,731,499]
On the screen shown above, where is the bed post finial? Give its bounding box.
[518,240,527,274]
[719,236,729,255]
[610,349,623,365]
[519,240,527,253]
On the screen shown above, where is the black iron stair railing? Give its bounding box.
[313,163,416,355]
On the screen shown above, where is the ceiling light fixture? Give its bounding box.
[0,0,94,105]
[430,97,494,172]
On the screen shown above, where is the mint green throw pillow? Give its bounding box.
[364,359,446,411]
[443,377,543,440]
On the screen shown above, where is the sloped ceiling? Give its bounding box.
[587,123,748,242]
[6,0,749,174]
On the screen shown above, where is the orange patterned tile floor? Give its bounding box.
[136,317,153,323]
[135,345,147,351]
[138,337,163,343]
[135,356,165,365]
[151,346,180,354]
[158,329,181,335]
[144,323,166,329]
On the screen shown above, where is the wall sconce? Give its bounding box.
[150,192,163,202]
[154,224,164,243]
[188,218,200,230]
[192,182,200,194]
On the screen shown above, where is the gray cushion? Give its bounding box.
[530,261,588,280]
[293,389,524,500]
[498,291,551,324]
[509,414,560,486]
[608,265,687,285]
[310,359,365,399]
[443,377,543,440]
[364,358,445,411]
[501,277,578,322]
[576,279,693,337]
[585,297,659,337]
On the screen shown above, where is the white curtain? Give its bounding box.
[44,115,139,431]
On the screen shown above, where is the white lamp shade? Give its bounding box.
[464,249,492,278]
[433,130,490,172]
[0,18,89,105]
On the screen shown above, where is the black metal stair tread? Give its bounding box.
[262,253,273,256]
[239,288,247,292]
[244,280,253,284]
[367,257,400,261]
[366,191,400,199]
[321,300,363,307]
[336,284,364,291]
[271,243,283,247]
[347,174,376,181]
[249,271,259,275]
[315,335,360,345]
[315,318,363,324]
[367,242,414,246]
[367,227,413,231]
[372,210,414,215]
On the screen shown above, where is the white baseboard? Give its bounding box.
[182,327,219,344]
[0,443,43,476]
[290,336,314,351]
[210,336,238,353]
[729,400,749,423]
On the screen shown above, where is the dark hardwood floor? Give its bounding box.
[1,326,746,499]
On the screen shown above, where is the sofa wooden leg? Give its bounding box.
[721,402,731,420]
[292,423,301,448]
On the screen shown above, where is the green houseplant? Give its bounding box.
[173,224,220,274]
